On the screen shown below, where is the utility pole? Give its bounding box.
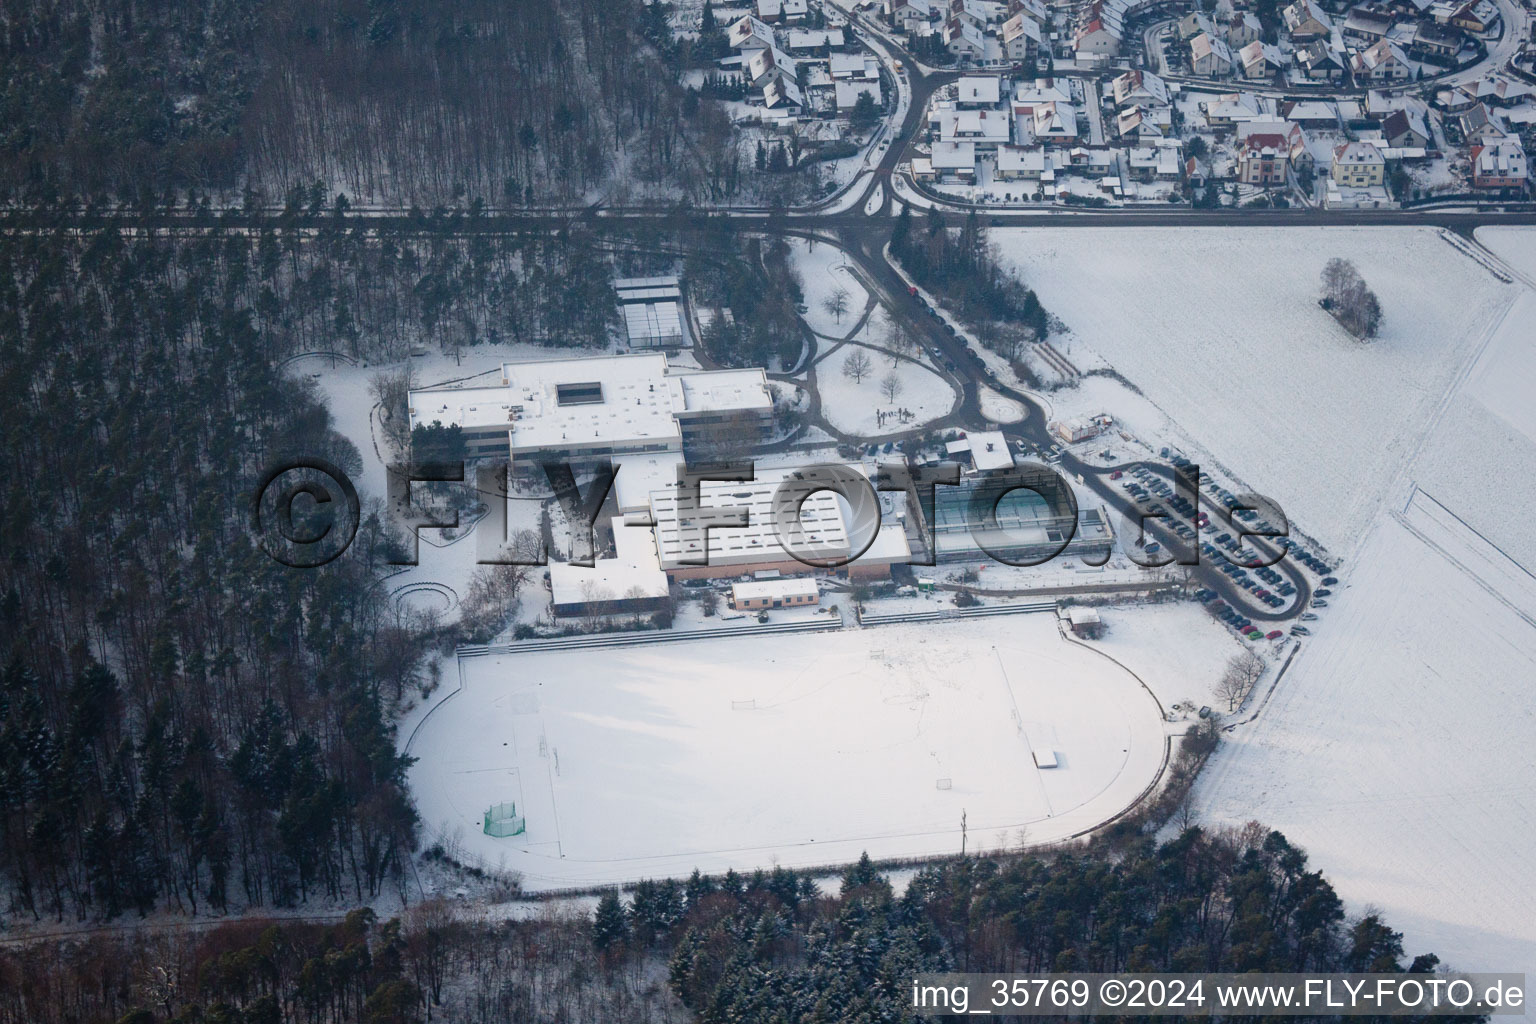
[961,808,968,857]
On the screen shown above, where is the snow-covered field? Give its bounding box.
[787,237,870,336]
[1193,228,1536,982]
[1195,514,1536,977]
[815,346,955,436]
[1475,225,1536,285]
[408,614,1172,890]
[994,226,1519,557]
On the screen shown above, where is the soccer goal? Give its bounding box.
[483,801,526,838]
[731,699,757,710]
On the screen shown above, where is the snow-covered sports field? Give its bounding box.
[408,614,1171,890]
[993,226,1519,557]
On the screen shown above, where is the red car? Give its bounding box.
[1265,630,1283,640]
[1110,470,1122,479]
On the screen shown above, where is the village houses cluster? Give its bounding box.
[695,0,1532,205]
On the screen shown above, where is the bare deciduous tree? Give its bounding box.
[842,349,873,383]
[1215,650,1265,712]
[1320,257,1382,340]
[880,370,904,403]
[823,286,851,325]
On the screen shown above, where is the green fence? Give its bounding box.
[483,801,526,837]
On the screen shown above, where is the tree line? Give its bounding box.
[891,206,1051,364]
[0,0,784,208]
[0,824,1470,1024]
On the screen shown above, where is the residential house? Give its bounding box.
[956,75,1003,107]
[887,0,936,31]
[1204,91,1274,130]
[1448,0,1497,32]
[940,106,1012,147]
[943,16,987,58]
[835,80,882,110]
[1470,140,1528,189]
[1191,32,1235,76]
[1031,101,1079,140]
[728,15,778,51]
[785,27,847,50]
[1294,40,1347,81]
[1282,0,1334,40]
[1238,133,1294,186]
[1222,11,1263,47]
[1074,7,1122,57]
[746,46,798,89]
[1351,38,1413,81]
[1472,75,1533,107]
[930,140,979,180]
[1411,20,1462,58]
[1239,40,1285,79]
[763,76,806,111]
[1281,99,1342,128]
[996,143,1049,179]
[1331,140,1387,185]
[1116,105,1171,138]
[1013,77,1074,115]
[1381,107,1432,147]
[1111,69,1170,108]
[830,52,879,79]
[1001,11,1042,60]
[1179,11,1216,39]
[1342,5,1396,43]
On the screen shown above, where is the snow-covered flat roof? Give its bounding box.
[960,430,1015,471]
[731,577,820,601]
[501,353,682,453]
[651,474,849,568]
[612,453,687,513]
[409,354,772,453]
[647,465,908,571]
[549,517,669,608]
[408,384,519,433]
[676,368,773,414]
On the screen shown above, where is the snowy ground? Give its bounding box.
[1195,514,1536,978]
[1193,228,1536,983]
[979,386,1026,424]
[993,226,1519,557]
[1476,225,1536,286]
[788,236,871,336]
[815,347,955,436]
[407,614,1173,890]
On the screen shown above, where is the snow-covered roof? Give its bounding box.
[931,140,978,169]
[647,465,908,571]
[409,354,769,454]
[549,517,670,610]
[957,75,1003,106]
[958,430,1014,472]
[612,453,687,513]
[835,80,883,109]
[786,27,846,48]
[731,577,819,602]
[675,368,773,415]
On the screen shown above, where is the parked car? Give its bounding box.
[1265,630,1283,640]
[1291,626,1311,636]
[1311,599,1328,608]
